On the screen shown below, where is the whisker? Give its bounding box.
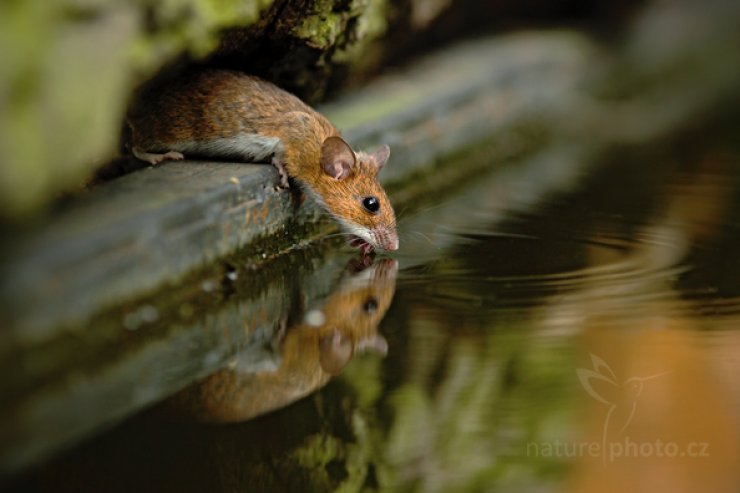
[399,230,437,246]
[396,199,451,220]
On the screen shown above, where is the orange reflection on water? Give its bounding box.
[569,323,740,493]
[565,156,740,492]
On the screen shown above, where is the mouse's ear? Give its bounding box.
[321,136,356,180]
[318,329,354,375]
[370,144,390,172]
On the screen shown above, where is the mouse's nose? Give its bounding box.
[383,232,399,252]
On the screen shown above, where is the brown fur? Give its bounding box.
[128,70,398,251]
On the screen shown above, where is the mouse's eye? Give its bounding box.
[362,196,380,214]
[363,297,379,314]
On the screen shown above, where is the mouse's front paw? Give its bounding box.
[271,157,290,189]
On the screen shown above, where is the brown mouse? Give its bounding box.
[127,70,398,253]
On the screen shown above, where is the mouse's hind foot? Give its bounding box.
[133,147,184,165]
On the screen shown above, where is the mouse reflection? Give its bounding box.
[173,257,397,423]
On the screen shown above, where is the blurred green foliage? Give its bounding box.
[0,0,271,218]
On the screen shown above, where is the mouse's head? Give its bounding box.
[316,136,398,253]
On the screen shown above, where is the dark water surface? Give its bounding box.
[7,140,740,492]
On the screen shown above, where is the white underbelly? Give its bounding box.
[175,134,284,162]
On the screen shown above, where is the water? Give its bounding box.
[5,139,740,492]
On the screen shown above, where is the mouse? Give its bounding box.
[127,69,399,253]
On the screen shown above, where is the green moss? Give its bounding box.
[294,434,344,468]
[290,416,375,493]
[291,0,388,56]
[332,0,388,64]
[132,0,272,67]
[292,1,345,50]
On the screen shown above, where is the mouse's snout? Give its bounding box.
[384,235,399,252]
[376,228,399,252]
[347,223,398,253]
